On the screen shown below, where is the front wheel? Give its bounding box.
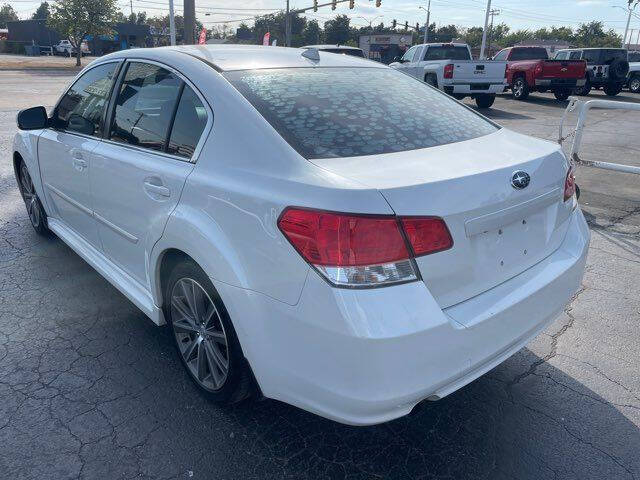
[475,94,495,109]
[165,259,254,403]
[17,161,50,236]
[553,89,571,101]
[573,78,591,96]
[512,77,529,100]
[629,75,640,93]
[604,83,623,97]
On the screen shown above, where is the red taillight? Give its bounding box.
[564,167,576,202]
[534,64,543,76]
[278,208,452,287]
[401,217,453,257]
[444,63,454,79]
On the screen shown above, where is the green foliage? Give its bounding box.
[0,3,18,28]
[324,14,351,45]
[31,2,51,21]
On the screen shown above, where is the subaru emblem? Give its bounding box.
[511,171,530,190]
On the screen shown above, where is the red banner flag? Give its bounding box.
[263,32,270,46]
[198,28,206,45]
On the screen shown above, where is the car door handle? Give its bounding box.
[143,181,171,198]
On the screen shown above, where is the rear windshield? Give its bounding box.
[321,48,365,58]
[510,48,548,61]
[224,67,497,159]
[583,49,627,64]
[424,46,471,61]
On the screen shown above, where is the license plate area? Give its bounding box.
[471,83,490,90]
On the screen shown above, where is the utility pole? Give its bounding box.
[168,0,176,46]
[130,0,133,16]
[184,0,196,44]
[487,8,500,58]
[285,0,292,47]
[622,1,638,47]
[629,28,636,48]
[419,1,431,44]
[479,0,491,59]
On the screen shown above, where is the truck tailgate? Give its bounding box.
[453,61,506,83]
[541,60,585,79]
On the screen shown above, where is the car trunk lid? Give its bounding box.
[309,129,575,312]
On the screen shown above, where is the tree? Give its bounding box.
[128,11,147,25]
[302,19,322,45]
[324,14,351,45]
[462,26,484,48]
[0,4,18,28]
[575,21,621,47]
[31,2,51,21]
[48,0,118,66]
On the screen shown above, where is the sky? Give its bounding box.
[9,0,640,37]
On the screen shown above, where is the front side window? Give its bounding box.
[554,51,568,60]
[110,62,182,152]
[493,49,509,61]
[401,46,418,62]
[225,67,498,159]
[167,86,208,158]
[569,51,582,60]
[424,46,471,61]
[55,62,118,136]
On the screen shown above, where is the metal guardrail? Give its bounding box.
[559,96,640,175]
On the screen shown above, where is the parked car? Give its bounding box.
[13,45,589,426]
[390,43,507,109]
[54,39,90,57]
[493,46,586,101]
[554,48,629,96]
[301,44,365,58]
[626,51,640,93]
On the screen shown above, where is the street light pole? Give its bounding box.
[419,1,431,44]
[184,0,196,44]
[622,1,639,47]
[168,0,176,46]
[479,0,492,59]
[285,0,291,47]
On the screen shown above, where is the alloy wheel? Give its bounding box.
[630,78,640,93]
[20,163,41,228]
[170,277,229,391]
[513,80,523,98]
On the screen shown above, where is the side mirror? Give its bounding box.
[68,114,95,136]
[393,56,401,63]
[17,106,48,130]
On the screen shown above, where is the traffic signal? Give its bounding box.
[314,0,318,12]
[331,0,336,10]
[392,19,396,29]
[349,0,354,8]
[405,21,408,30]
[376,0,381,6]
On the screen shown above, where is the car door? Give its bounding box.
[90,60,211,287]
[38,61,120,248]
[395,45,419,75]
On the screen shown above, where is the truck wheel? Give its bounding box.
[573,78,591,96]
[424,74,438,88]
[512,77,529,100]
[475,94,495,109]
[630,75,640,93]
[603,83,623,96]
[553,89,570,101]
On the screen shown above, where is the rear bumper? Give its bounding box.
[220,209,589,426]
[535,78,586,87]
[445,82,506,95]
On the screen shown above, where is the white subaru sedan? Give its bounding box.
[13,45,589,425]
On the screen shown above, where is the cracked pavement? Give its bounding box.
[1,69,639,480]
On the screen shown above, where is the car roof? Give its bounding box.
[302,44,362,50]
[101,45,380,72]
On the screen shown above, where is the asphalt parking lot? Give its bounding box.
[0,69,639,480]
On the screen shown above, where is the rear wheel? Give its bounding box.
[512,77,529,100]
[424,74,438,88]
[17,161,50,236]
[475,94,495,109]
[553,89,570,101]
[629,75,640,93]
[165,259,254,403]
[604,83,623,96]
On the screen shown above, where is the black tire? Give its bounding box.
[629,75,640,93]
[475,94,495,109]
[609,58,630,82]
[573,78,591,96]
[604,83,623,96]
[512,76,529,100]
[165,258,254,404]
[553,89,570,101]
[17,160,51,236]
[424,74,438,88]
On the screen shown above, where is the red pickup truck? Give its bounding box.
[493,46,587,101]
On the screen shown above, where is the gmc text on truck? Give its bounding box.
[494,46,586,101]
[390,43,507,109]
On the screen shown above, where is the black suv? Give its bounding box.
[554,48,629,96]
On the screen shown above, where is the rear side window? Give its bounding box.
[629,52,640,62]
[167,86,208,158]
[225,67,498,159]
[55,62,118,136]
[110,62,182,152]
[554,51,568,60]
[424,46,471,61]
[493,49,509,61]
[569,51,582,60]
[509,48,548,61]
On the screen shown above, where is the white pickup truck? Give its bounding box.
[54,39,90,57]
[390,43,507,109]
